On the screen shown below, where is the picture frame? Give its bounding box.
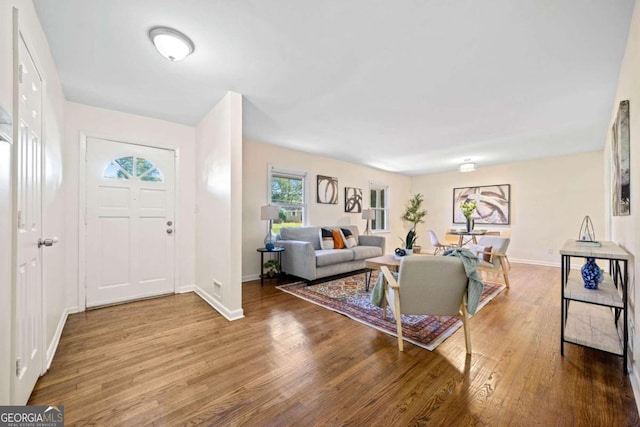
[344,187,362,213]
[317,175,339,204]
[453,184,511,224]
[611,100,630,216]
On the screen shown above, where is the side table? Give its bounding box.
[257,247,285,287]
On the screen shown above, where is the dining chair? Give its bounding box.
[379,256,472,353]
[428,230,455,255]
[473,236,511,288]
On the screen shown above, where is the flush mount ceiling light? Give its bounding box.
[148,26,194,62]
[459,159,476,173]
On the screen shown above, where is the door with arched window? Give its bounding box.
[85,137,175,307]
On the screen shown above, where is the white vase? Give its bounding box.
[405,249,413,256]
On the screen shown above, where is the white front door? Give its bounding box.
[13,35,43,404]
[86,138,175,307]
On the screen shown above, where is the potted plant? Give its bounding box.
[263,259,281,278]
[460,200,477,232]
[400,193,427,253]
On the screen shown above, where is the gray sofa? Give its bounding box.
[277,225,385,281]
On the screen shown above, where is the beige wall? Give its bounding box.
[195,91,243,319]
[0,0,67,404]
[608,0,640,402]
[242,139,412,279]
[411,151,605,265]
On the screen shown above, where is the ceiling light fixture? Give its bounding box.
[459,160,476,173]
[148,26,194,62]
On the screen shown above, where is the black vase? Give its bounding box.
[465,217,474,232]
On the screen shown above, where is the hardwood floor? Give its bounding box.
[30,264,639,426]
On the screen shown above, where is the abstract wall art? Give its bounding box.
[453,184,511,225]
[317,175,339,204]
[344,187,362,213]
[612,100,630,216]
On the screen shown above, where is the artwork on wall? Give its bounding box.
[344,187,362,213]
[453,184,511,224]
[317,175,339,204]
[612,100,630,216]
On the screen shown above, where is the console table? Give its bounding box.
[559,240,631,373]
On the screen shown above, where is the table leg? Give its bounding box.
[458,236,463,247]
[260,251,265,287]
[365,268,372,292]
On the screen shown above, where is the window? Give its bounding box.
[370,184,388,232]
[103,156,164,182]
[269,167,306,234]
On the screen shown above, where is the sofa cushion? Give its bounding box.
[319,228,335,250]
[280,226,321,250]
[331,229,345,249]
[351,245,383,260]
[341,228,357,248]
[316,249,354,267]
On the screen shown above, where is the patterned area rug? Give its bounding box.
[277,271,505,351]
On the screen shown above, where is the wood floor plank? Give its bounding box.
[29,264,639,425]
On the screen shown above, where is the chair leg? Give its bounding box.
[394,293,403,351]
[461,298,471,354]
[499,257,510,288]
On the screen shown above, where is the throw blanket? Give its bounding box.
[370,250,484,314]
[442,248,484,315]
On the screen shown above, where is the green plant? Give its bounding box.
[400,193,427,249]
[459,200,477,219]
[264,259,281,277]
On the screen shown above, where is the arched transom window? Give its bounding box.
[103,156,164,182]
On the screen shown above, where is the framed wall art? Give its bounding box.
[344,187,362,213]
[612,100,630,216]
[317,175,339,204]
[453,184,511,224]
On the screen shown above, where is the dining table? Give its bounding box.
[447,229,487,247]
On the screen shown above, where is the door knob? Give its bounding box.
[167,229,173,234]
[38,237,59,248]
[167,220,173,226]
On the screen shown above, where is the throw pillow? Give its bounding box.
[340,228,357,249]
[331,229,345,249]
[319,228,335,250]
[470,244,493,262]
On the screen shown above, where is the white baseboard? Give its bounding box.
[178,284,195,293]
[510,258,561,268]
[45,307,70,372]
[630,364,640,416]
[194,285,244,321]
[242,274,260,282]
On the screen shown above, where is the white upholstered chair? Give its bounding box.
[473,236,511,288]
[380,256,472,353]
[428,229,455,255]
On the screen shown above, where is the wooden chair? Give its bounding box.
[380,256,472,353]
[427,229,455,255]
[474,236,511,288]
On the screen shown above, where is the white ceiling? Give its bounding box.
[33,0,635,175]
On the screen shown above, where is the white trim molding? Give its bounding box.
[194,285,244,321]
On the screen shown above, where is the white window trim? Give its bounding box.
[369,182,389,232]
[268,165,308,226]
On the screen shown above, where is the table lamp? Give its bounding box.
[362,209,375,235]
[261,205,280,250]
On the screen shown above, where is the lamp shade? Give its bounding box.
[362,209,375,220]
[261,205,280,220]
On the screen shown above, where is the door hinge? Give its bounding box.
[18,64,25,84]
[17,209,23,228]
[15,358,21,377]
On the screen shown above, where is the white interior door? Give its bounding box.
[86,138,175,307]
[13,35,43,404]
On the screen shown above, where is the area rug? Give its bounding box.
[277,271,505,351]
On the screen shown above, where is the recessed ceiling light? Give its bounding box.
[148,26,194,62]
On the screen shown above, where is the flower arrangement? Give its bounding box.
[400,193,427,249]
[459,200,477,219]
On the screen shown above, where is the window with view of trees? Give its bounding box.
[270,168,306,234]
[370,185,388,231]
